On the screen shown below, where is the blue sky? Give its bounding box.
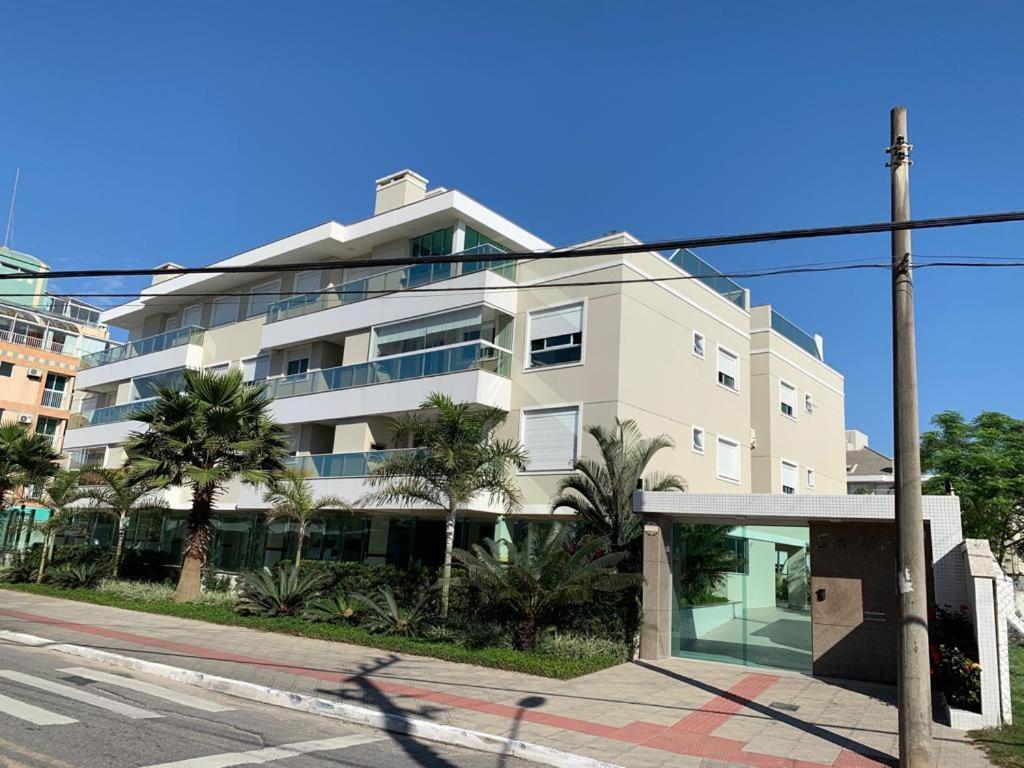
[2,1,1022,455]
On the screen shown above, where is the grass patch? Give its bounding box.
[0,582,621,680]
[971,645,1024,767]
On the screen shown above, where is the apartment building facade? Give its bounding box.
[62,170,846,571]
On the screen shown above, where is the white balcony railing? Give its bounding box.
[40,389,67,409]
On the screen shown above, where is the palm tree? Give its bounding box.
[366,392,527,618]
[126,368,290,602]
[453,522,641,650]
[675,524,741,605]
[80,468,170,577]
[29,470,88,583]
[262,467,349,567]
[0,421,61,509]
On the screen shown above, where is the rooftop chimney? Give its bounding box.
[150,262,185,286]
[845,429,869,451]
[374,170,428,215]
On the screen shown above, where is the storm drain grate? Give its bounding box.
[769,701,800,712]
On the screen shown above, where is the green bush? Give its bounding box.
[97,579,175,602]
[46,562,102,589]
[0,552,36,583]
[194,590,238,608]
[236,566,330,617]
[353,586,434,636]
[119,549,177,582]
[303,594,359,624]
[278,560,435,605]
[536,631,628,662]
[931,604,981,711]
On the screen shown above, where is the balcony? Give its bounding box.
[80,326,204,369]
[0,327,67,353]
[666,249,747,309]
[290,448,419,478]
[40,389,68,410]
[68,398,155,429]
[75,326,206,392]
[769,310,822,360]
[63,398,155,451]
[265,341,513,424]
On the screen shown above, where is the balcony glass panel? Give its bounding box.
[290,449,420,478]
[666,249,747,309]
[266,244,515,324]
[769,310,822,360]
[69,398,156,429]
[80,326,204,369]
[259,341,510,401]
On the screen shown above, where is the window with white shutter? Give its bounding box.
[716,437,740,482]
[717,346,739,391]
[780,381,796,418]
[242,354,270,383]
[211,296,237,327]
[247,279,282,318]
[181,304,202,329]
[781,460,798,494]
[293,270,321,295]
[528,303,583,368]
[692,427,705,454]
[522,406,580,471]
[692,331,705,359]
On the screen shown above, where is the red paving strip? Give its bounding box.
[0,606,890,768]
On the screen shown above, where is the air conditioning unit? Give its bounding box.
[26,368,42,379]
[17,414,32,424]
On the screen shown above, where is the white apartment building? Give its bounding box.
[62,170,847,571]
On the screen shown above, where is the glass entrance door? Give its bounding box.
[672,524,812,672]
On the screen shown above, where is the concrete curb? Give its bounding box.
[0,629,622,768]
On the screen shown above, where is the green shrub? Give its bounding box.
[119,549,177,582]
[194,590,238,608]
[353,586,433,636]
[537,631,628,662]
[235,566,330,617]
[46,562,102,589]
[97,579,175,602]
[931,604,981,711]
[0,553,36,584]
[277,560,434,605]
[303,594,359,624]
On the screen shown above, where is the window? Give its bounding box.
[69,446,107,470]
[409,227,454,258]
[806,467,816,489]
[521,406,580,472]
[242,354,270,383]
[373,307,511,358]
[716,346,739,391]
[131,368,185,401]
[692,426,705,454]
[805,393,814,414]
[528,303,583,368]
[692,331,705,359]
[35,416,61,447]
[782,460,798,494]
[780,381,796,418]
[211,296,237,327]
[286,357,309,377]
[0,362,12,377]
[181,304,202,329]
[247,279,282,318]
[716,437,740,483]
[293,270,321,295]
[206,363,230,375]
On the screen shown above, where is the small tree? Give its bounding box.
[30,470,88,583]
[675,524,741,605]
[262,468,350,567]
[366,392,527,618]
[453,523,641,650]
[0,422,61,509]
[80,468,170,577]
[126,369,290,602]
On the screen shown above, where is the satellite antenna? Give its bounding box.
[3,168,20,248]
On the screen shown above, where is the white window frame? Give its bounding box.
[210,295,237,327]
[781,459,799,495]
[285,346,312,378]
[242,353,271,383]
[779,380,797,420]
[805,392,814,414]
[518,402,582,474]
[205,362,231,375]
[806,467,816,489]
[246,278,282,319]
[523,299,586,373]
[692,331,705,360]
[293,269,322,295]
[691,425,705,455]
[68,445,108,471]
[716,435,741,484]
[715,344,740,393]
[180,303,203,329]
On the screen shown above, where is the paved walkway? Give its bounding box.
[0,591,993,768]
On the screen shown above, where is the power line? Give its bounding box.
[8,209,1024,284]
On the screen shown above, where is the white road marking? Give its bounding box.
[140,734,385,767]
[58,667,234,713]
[0,691,77,725]
[0,670,161,719]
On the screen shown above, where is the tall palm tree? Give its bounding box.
[80,468,170,577]
[0,421,61,509]
[453,522,642,650]
[262,467,350,567]
[29,469,87,583]
[126,368,290,602]
[551,418,687,554]
[366,392,527,618]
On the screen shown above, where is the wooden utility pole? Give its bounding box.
[887,106,934,767]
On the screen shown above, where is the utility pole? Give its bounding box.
[887,106,934,767]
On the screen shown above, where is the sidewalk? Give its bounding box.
[0,590,992,768]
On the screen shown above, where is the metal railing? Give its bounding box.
[68,398,156,429]
[666,249,747,309]
[266,244,515,324]
[0,327,55,351]
[80,326,204,369]
[260,341,511,400]
[40,389,67,409]
[289,448,420,478]
[769,310,821,360]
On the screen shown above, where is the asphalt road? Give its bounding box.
[0,641,532,768]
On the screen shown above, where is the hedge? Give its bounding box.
[0,583,622,679]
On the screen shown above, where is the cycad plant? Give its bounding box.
[0,421,60,509]
[453,522,642,651]
[126,369,290,602]
[235,565,331,617]
[262,468,349,567]
[80,468,170,577]
[302,594,359,624]
[352,586,434,636]
[30,469,88,583]
[366,392,526,618]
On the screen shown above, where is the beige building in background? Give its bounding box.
[61,170,847,570]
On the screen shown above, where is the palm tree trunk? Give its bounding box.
[35,532,51,583]
[295,519,305,567]
[440,504,457,619]
[175,485,215,603]
[514,617,540,651]
[112,511,126,578]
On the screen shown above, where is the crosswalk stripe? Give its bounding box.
[0,670,161,720]
[0,691,77,726]
[58,667,234,713]
[139,734,385,767]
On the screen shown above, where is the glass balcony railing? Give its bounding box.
[259,341,511,401]
[80,326,204,369]
[68,398,156,429]
[266,244,515,324]
[289,448,421,479]
[666,249,747,309]
[770,310,822,360]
